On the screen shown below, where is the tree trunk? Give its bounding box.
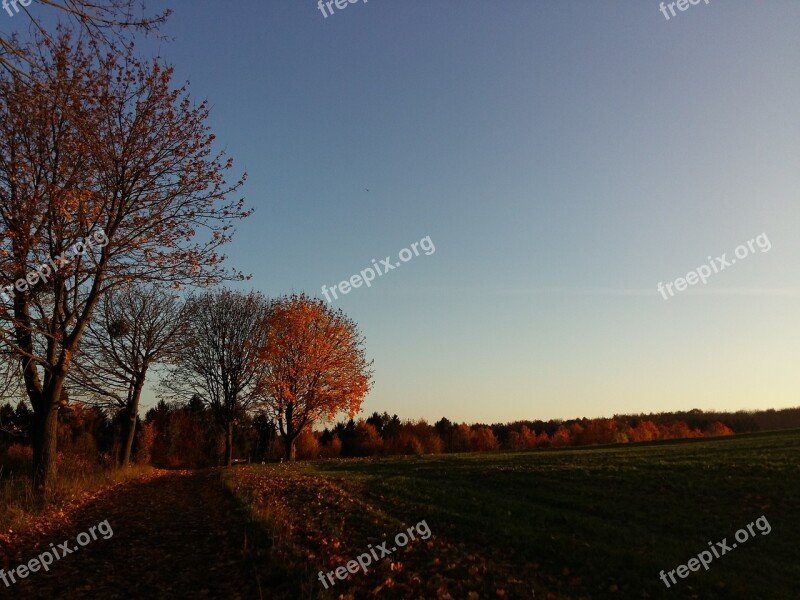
[119,378,145,467]
[283,403,296,461]
[283,434,297,462]
[31,393,60,493]
[119,409,136,467]
[224,420,234,466]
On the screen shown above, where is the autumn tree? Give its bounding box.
[705,421,734,437]
[319,432,342,458]
[143,400,211,469]
[68,285,186,466]
[471,426,500,451]
[451,424,473,452]
[516,425,537,449]
[385,425,423,456]
[408,420,443,454]
[257,294,373,461]
[579,418,620,445]
[567,422,584,445]
[351,420,384,456]
[628,419,660,442]
[550,425,571,447]
[160,290,269,466]
[0,35,249,491]
[294,428,322,460]
[534,429,550,448]
[658,421,700,440]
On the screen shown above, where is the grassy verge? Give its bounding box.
[223,462,544,600]
[224,430,800,599]
[0,464,155,534]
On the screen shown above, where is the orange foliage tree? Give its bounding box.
[705,421,734,437]
[627,419,661,442]
[256,295,373,461]
[0,35,249,491]
[658,421,701,440]
[534,430,551,448]
[579,418,622,445]
[450,424,473,452]
[294,428,322,460]
[319,433,342,458]
[567,422,584,445]
[550,425,571,447]
[351,421,385,456]
[508,425,537,450]
[385,420,442,456]
[471,426,500,451]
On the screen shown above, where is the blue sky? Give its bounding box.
[121,1,800,423]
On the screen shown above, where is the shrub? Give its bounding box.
[320,434,342,458]
[0,444,32,478]
[295,429,321,459]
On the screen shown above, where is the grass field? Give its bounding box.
[224,430,800,599]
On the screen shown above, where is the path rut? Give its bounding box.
[1,470,262,600]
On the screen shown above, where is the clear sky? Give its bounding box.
[129,0,799,423]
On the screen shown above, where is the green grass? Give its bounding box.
[227,430,800,599]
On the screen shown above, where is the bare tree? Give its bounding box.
[0,339,22,402]
[160,290,270,466]
[0,34,249,492]
[69,284,186,466]
[0,1,170,78]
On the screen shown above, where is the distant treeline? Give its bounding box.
[2,402,799,470]
[299,407,800,459]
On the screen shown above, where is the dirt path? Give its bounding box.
[1,471,262,599]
